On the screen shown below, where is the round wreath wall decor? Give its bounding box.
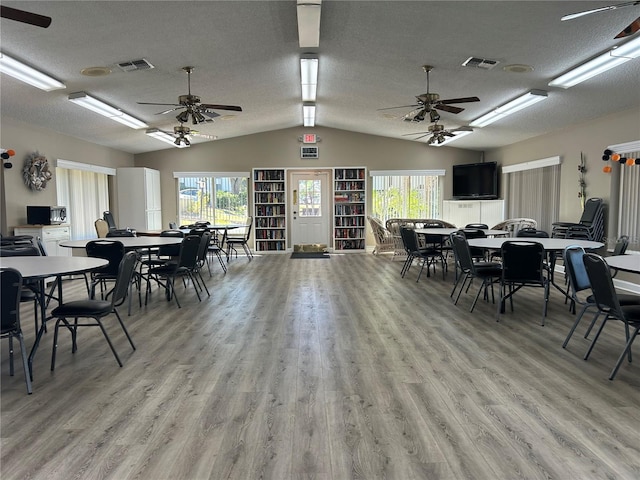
[23,152,53,191]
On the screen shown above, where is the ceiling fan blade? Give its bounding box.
[439,96,480,104]
[138,102,182,107]
[561,1,639,21]
[201,110,221,119]
[443,131,455,137]
[0,6,52,28]
[435,104,464,114]
[615,15,640,37]
[200,103,242,112]
[378,104,421,111]
[402,131,430,136]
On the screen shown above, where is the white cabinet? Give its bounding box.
[442,200,505,228]
[116,168,162,231]
[13,225,71,256]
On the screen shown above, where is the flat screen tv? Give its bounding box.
[452,162,499,200]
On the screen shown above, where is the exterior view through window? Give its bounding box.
[370,174,441,223]
[178,176,248,226]
[298,179,322,217]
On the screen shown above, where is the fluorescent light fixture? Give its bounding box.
[431,127,474,147]
[549,35,640,88]
[68,92,148,129]
[145,128,189,148]
[303,104,316,127]
[300,57,318,102]
[297,0,322,48]
[0,52,65,91]
[469,90,548,128]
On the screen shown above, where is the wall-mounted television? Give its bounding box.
[452,161,499,200]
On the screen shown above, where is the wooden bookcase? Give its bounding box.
[253,168,287,252]
[333,167,366,251]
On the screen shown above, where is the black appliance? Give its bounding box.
[26,206,67,225]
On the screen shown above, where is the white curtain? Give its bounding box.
[56,168,109,239]
[505,164,560,234]
[618,151,640,251]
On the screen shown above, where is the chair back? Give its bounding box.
[197,231,212,266]
[563,246,590,294]
[451,232,475,273]
[400,227,418,254]
[465,223,488,229]
[613,235,629,255]
[169,222,178,229]
[582,253,622,314]
[517,228,549,238]
[461,228,485,240]
[579,198,604,225]
[158,229,184,257]
[35,237,48,256]
[110,251,138,308]
[103,210,117,230]
[501,241,545,283]
[94,218,109,238]
[178,235,201,269]
[1,268,22,334]
[218,228,228,249]
[0,245,41,257]
[86,240,125,276]
[243,217,253,240]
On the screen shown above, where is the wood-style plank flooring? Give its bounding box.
[1,253,639,479]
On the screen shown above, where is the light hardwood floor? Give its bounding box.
[1,253,639,479]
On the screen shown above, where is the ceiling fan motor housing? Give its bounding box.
[179,94,200,105]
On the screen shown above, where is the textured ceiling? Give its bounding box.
[1,1,639,154]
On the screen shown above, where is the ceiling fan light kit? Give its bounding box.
[469,90,548,128]
[69,92,148,129]
[549,35,640,88]
[431,127,474,147]
[0,52,66,91]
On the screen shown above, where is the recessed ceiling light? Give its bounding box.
[81,66,112,77]
[503,64,534,73]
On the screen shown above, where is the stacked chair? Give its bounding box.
[552,197,604,242]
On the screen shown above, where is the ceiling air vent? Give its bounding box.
[462,57,499,70]
[301,146,319,158]
[116,58,155,72]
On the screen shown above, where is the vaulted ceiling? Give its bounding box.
[1,1,639,154]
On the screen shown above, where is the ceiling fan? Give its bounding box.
[561,1,640,38]
[155,124,217,147]
[402,123,471,145]
[138,66,242,125]
[379,65,480,123]
[0,5,51,28]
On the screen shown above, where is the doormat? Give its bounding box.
[290,252,330,259]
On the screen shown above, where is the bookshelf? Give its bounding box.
[253,168,287,252]
[334,167,366,251]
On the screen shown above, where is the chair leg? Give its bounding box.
[609,326,640,380]
[113,309,136,351]
[95,318,123,367]
[16,333,32,394]
[562,305,595,348]
[584,316,609,360]
[8,334,15,376]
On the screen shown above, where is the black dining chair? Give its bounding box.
[450,232,502,312]
[400,227,446,281]
[1,268,33,394]
[497,240,550,325]
[147,235,202,308]
[86,240,125,300]
[208,228,228,273]
[582,253,640,380]
[50,251,138,371]
[465,223,488,229]
[226,217,254,261]
[562,245,640,349]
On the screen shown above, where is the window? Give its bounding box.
[503,157,561,234]
[56,160,112,240]
[369,170,444,223]
[298,179,322,217]
[174,172,249,226]
[617,149,640,251]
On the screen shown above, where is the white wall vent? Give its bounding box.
[117,59,155,72]
[462,57,499,70]
[301,146,319,158]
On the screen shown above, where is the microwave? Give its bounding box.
[26,206,67,225]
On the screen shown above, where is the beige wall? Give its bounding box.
[485,107,640,238]
[133,126,481,227]
[1,118,134,233]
